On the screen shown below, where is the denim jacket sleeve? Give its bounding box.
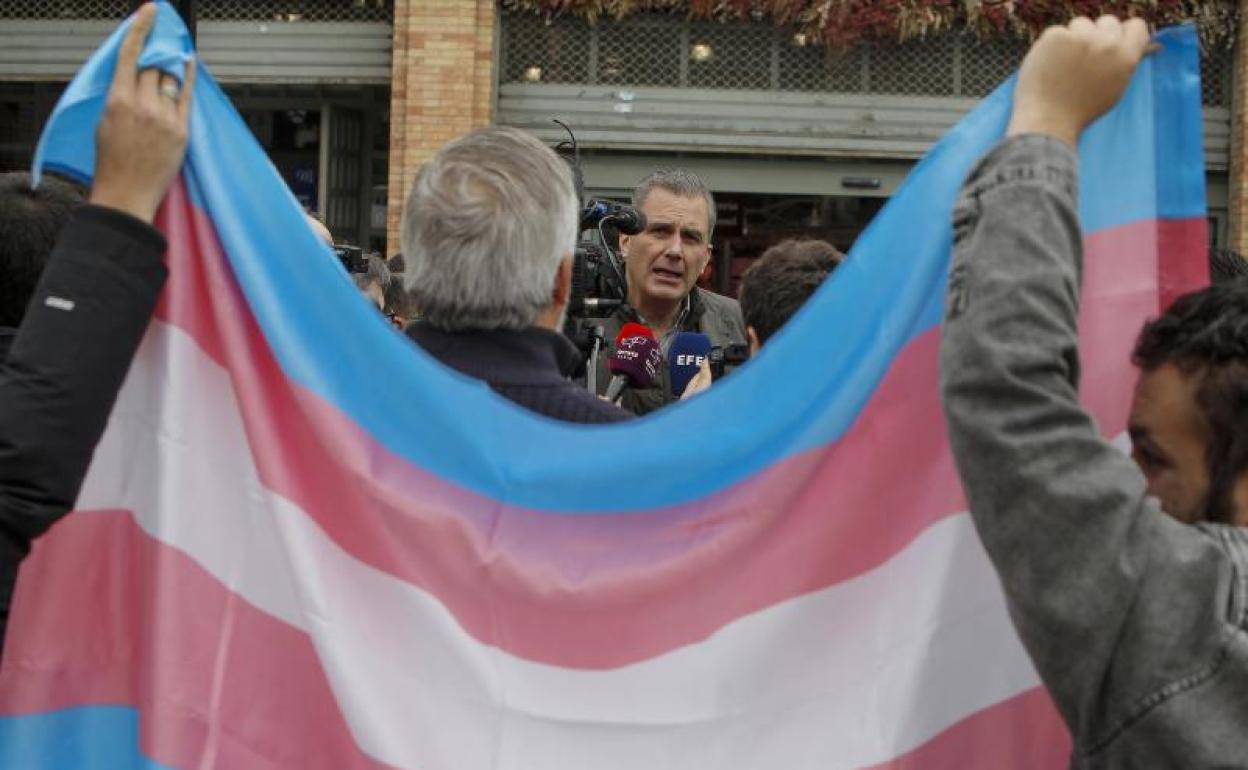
[939,135,1245,755]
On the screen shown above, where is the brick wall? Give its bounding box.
[1229,8,1248,255]
[386,0,497,255]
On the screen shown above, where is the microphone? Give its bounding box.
[605,325,661,401]
[616,322,654,342]
[605,206,646,235]
[669,332,712,397]
[580,199,647,235]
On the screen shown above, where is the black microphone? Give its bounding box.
[605,205,646,235]
[581,199,647,235]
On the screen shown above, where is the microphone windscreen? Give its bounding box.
[607,334,662,388]
[668,332,713,397]
[612,206,647,235]
[616,322,653,343]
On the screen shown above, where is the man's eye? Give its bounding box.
[1134,446,1165,470]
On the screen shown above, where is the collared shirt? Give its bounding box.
[632,294,691,356]
[591,287,747,416]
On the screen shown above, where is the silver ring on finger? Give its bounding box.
[158,79,181,102]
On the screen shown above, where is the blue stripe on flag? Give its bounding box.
[31,10,1207,512]
[1079,25,1207,229]
[0,707,179,770]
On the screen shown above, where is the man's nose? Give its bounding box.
[661,231,683,255]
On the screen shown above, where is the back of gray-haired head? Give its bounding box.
[401,126,579,331]
[631,168,716,237]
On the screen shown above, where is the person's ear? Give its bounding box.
[618,232,634,258]
[747,326,762,357]
[551,255,573,306]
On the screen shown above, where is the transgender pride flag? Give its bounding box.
[0,4,1208,768]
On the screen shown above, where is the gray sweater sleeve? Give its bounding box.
[939,135,1239,752]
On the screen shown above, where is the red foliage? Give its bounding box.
[502,0,1236,46]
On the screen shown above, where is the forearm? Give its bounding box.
[0,204,167,551]
[940,134,1156,727]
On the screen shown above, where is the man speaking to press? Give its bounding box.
[592,169,747,415]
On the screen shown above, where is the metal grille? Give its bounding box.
[779,34,865,92]
[1201,47,1232,108]
[961,35,1028,96]
[502,12,590,84]
[687,22,773,90]
[597,18,682,87]
[868,36,955,96]
[199,0,392,22]
[0,0,129,18]
[0,0,392,21]
[500,12,1234,107]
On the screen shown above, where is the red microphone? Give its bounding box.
[616,322,654,342]
[606,324,661,401]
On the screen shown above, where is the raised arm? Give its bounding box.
[940,17,1241,752]
[0,3,194,643]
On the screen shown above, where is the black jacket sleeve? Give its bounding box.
[0,204,167,625]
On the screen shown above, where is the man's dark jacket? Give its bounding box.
[0,205,168,650]
[406,324,633,424]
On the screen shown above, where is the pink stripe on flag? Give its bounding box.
[3,510,1068,770]
[1158,216,1209,311]
[1077,218,1206,431]
[856,688,1070,770]
[143,182,1206,668]
[0,512,398,770]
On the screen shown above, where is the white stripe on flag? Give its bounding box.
[77,320,1044,770]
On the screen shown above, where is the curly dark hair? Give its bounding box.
[1210,247,1248,284]
[739,239,843,346]
[1133,282,1248,523]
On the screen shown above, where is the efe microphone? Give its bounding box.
[669,332,713,397]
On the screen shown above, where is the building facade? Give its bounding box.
[1,0,395,251]
[1,1,1241,282]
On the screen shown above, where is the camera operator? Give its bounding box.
[401,126,632,424]
[590,169,747,415]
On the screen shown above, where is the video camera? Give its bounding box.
[550,120,642,324]
[552,121,650,392]
[334,244,369,274]
[561,198,647,392]
[567,198,645,318]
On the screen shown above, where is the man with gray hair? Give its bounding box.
[401,126,631,424]
[594,168,747,415]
